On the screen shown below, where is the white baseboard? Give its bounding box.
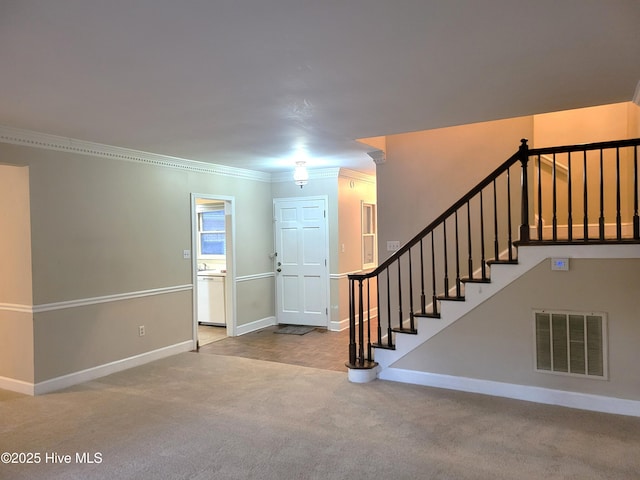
[25,341,192,395]
[235,316,276,336]
[379,368,640,418]
[330,316,352,332]
[0,376,35,395]
[330,308,378,332]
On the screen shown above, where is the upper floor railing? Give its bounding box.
[347,138,640,369]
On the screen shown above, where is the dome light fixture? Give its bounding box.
[293,161,309,188]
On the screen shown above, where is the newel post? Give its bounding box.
[518,139,531,243]
[348,277,356,366]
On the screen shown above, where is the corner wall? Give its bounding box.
[0,164,34,387]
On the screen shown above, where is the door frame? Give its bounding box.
[273,195,330,327]
[190,193,236,349]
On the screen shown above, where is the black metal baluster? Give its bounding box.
[583,150,589,241]
[431,232,438,316]
[599,149,605,240]
[386,267,392,348]
[348,278,356,365]
[507,167,514,260]
[467,201,474,279]
[454,210,462,297]
[493,179,500,259]
[634,146,639,240]
[408,249,415,331]
[553,153,558,241]
[358,278,364,365]
[568,152,573,242]
[376,274,382,346]
[419,239,426,313]
[537,156,543,240]
[616,147,622,240]
[480,191,487,280]
[443,220,449,297]
[366,278,372,360]
[397,261,403,330]
[454,210,461,297]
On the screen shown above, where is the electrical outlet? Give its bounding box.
[138,325,145,337]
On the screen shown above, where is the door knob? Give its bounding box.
[276,268,282,273]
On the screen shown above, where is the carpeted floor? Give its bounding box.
[2,353,640,479]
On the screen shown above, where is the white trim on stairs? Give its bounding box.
[374,244,640,370]
[351,243,640,416]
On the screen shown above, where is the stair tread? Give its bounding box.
[461,277,491,283]
[372,342,395,350]
[436,295,465,301]
[391,327,418,335]
[414,312,441,319]
[487,259,518,265]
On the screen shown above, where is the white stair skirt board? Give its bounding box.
[379,368,640,418]
[374,244,640,370]
[370,244,640,415]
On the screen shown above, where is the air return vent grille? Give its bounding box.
[534,310,607,379]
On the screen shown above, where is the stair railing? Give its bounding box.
[347,138,640,369]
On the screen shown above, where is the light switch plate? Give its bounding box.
[183,249,191,259]
[387,240,400,252]
[551,258,569,271]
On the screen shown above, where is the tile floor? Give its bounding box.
[197,324,351,372]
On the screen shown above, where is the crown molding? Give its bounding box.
[271,167,375,184]
[367,149,386,165]
[0,125,272,183]
[338,168,376,184]
[271,167,341,183]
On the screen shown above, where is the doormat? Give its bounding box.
[274,325,316,335]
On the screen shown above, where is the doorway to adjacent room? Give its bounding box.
[191,194,235,348]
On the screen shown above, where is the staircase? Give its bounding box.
[346,138,640,384]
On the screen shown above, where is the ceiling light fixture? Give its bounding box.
[293,161,308,188]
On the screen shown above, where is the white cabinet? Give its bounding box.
[197,275,226,326]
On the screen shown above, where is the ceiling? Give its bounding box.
[1,1,639,174]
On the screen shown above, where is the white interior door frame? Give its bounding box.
[273,195,330,327]
[190,194,236,349]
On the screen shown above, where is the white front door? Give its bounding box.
[274,197,329,327]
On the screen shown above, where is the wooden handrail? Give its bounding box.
[349,146,523,281]
[347,137,640,369]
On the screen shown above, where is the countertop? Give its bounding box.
[197,270,226,277]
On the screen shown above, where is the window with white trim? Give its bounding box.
[362,202,377,269]
[534,310,607,379]
[197,205,226,258]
